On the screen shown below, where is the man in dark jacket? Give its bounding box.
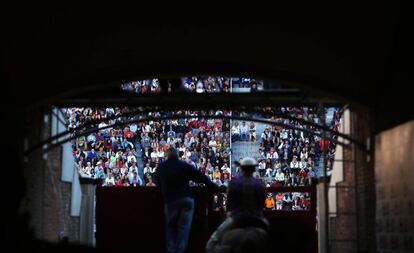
[155,147,212,253]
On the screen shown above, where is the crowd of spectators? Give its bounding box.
[264,192,311,211]
[182,76,231,93]
[231,106,342,188]
[213,191,311,213]
[230,77,263,91]
[66,106,233,188]
[120,79,161,94]
[64,78,342,213]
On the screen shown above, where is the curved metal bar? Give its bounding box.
[29,114,359,155]
[26,107,359,154]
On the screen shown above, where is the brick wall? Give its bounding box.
[329,107,376,253]
[354,108,376,253]
[22,109,79,244]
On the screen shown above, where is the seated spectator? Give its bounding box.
[292,197,303,211]
[266,147,279,163]
[213,177,223,187]
[265,166,274,178]
[288,172,299,186]
[275,192,284,210]
[222,173,230,187]
[308,167,316,178]
[283,193,293,210]
[221,169,230,181]
[249,122,256,142]
[143,163,153,174]
[261,127,273,151]
[290,156,300,171]
[213,167,221,180]
[105,174,115,186]
[129,160,139,174]
[213,195,222,212]
[264,194,275,210]
[240,121,249,141]
[146,174,156,187]
[128,171,143,186]
[275,168,285,185]
[220,163,230,172]
[258,160,266,177]
[298,168,307,178]
[231,122,241,142]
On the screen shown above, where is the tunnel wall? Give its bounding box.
[375,120,414,252]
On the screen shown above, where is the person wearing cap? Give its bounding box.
[206,157,269,253]
[155,147,213,253]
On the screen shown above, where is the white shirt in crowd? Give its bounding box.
[129,123,138,133]
[240,124,249,134]
[127,154,136,164]
[300,151,308,160]
[220,165,230,172]
[258,161,266,171]
[209,140,217,153]
[266,151,279,160]
[98,122,107,130]
[129,164,139,174]
[281,130,288,139]
[143,166,154,174]
[290,161,300,169]
[150,152,158,159]
[231,125,240,135]
[275,171,285,181]
[299,161,307,169]
[261,131,272,140]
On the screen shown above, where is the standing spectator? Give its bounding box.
[155,147,213,253]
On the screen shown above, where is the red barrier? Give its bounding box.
[96,186,317,253]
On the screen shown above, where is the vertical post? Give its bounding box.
[352,110,360,252]
[318,103,329,253]
[229,78,233,176]
[79,180,96,247]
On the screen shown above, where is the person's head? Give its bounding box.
[235,157,257,176]
[166,147,178,160]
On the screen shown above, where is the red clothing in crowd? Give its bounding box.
[299,169,307,178]
[276,194,284,202]
[124,130,134,139]
[319,139,330,152]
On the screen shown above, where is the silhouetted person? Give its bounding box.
[206,157,269,253]
[155,147,212,253]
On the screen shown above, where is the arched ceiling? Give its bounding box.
[2,2,413,133]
